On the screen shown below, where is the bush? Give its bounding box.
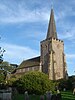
[57,79,72,91]
[13,71,55,94]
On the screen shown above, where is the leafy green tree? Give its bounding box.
[13,71,55,94]
[0,61,14,72]
[0,46,5,63]
[0,61,16,84]
[0,73,5,83]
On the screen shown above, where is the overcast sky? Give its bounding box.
[0,0,75,76]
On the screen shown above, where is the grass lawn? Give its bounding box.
[61,91,75,100]
[12,91,75,100]
[12,94,46,100]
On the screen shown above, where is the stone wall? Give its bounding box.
[0,90,12,100]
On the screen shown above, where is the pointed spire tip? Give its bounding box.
[46,9,58,39]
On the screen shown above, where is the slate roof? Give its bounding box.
[17,56,40,69]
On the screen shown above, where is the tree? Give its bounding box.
[0,47,5,63]
[0,37,5,63]
[57,78,73,91]
[13,71,55,94]
[0,61,16,84]
[0,73,5,83]
[0,61,14,72]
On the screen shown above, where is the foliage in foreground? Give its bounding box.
[12,71,55,94]
[12,91,75,100]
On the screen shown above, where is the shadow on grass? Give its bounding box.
[12,94,24,100]
[62,97,75,100]
[12,91,75,100]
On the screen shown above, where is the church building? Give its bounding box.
[13,9,67,80]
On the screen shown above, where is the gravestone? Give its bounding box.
[24,91,29,100]
[40,95,44,100]
[46,91,52,100]
[8,87,12,92]
[57,89,60,94]
[51,94,57,100]
[73,88,75,95]
[12,87,18,96]
[57,93,62,100]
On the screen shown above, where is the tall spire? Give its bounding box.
[46,9,57,39]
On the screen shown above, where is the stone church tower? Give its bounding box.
[40,9,67,80]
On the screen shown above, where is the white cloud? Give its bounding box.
[0,43,39,64]
[58,29,75,40]
[0,2,49,24]
[55,1,75,20]
[54,2,75,41]
[66,54,75,59]
[0,0,75,25]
